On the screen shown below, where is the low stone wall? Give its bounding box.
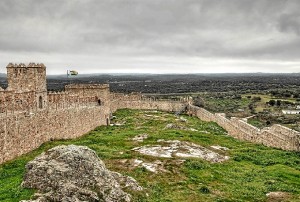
[259,125,300,151]
[229,118,260,141]
[0,105,110,164]
[116,100,187,112]
[188,104,300,151]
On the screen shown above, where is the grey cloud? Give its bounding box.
[0,0,300,73]
[278,13,300,35]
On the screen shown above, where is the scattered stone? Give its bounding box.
[21,145,142,202]
[133,145,174,158]
[210,145,229,151]
[179,117,187,122]
[116,158,184,174]
[266,192,291,202]
[175,159,186,165]
[165,123,198,132]
[142,160,167,173]
[144,110,158,113]
[141,162,158,173]
[131,159,168,173]
[110,122,125,126]
[157,139,181,144]
[110,172,143,191]
[119,159,127,164]
[144,114,160,119]
[132,134,149,142]
[133,159,143,167]
[165,123,182,130]
[132,140,229,163]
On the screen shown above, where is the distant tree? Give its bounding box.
[268,100,276,106]
[266,120,271,125]
[283,92,291,98]
[248,104,255,114]
[276,100,281,107]
[233,94,242,99]
[252,96,261,102]
[193,96,205,108]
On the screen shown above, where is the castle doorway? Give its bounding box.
[39,96,43,109]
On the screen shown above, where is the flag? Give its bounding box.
[68,70,78,76]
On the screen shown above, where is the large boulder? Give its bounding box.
[21,145,142,202]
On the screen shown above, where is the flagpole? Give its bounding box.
[67,70,71,84]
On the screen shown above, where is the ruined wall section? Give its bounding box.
[110,93,187,113]
[229,118,260,141]
[260,125,300,151]
[188,104,300,151]
[0,105,110,164]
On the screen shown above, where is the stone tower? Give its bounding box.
[6,63,48,109]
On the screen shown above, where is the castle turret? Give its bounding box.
[6,62,46,92]
[6,62,47,109]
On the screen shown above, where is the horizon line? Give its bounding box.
[1,71,300,75]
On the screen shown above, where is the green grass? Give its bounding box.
[1,109,300,201]
[247,118,266,129]
[204,97,250,114]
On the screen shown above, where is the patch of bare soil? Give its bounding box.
[266,192,291,202]
[132,134,149,142]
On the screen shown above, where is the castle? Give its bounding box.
[0,63,186,164]
[0,63,299,165]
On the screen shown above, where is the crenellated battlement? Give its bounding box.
[6,62,46,68]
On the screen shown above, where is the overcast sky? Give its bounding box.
[0,0,300,74]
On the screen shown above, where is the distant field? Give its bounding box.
[1,109,300,201]
[242,94,296,113]
[204,97,250,115]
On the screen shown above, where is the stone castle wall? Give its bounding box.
[0,105,109,164]
[188,104,300,151]
[110,93,187,113]
[0,93,186,165]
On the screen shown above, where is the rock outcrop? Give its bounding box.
[132,139,229,163]
[21,145,142,202]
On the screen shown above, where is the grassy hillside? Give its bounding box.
[0,109,300,201]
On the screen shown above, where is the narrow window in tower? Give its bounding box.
[39,96,43,109]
